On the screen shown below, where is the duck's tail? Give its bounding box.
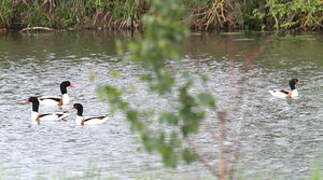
[268,90,277,96]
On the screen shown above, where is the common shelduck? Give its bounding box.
[31,81,74,107]
[71,103,108,125]
[269,78,303,99]
[24,97,69,124]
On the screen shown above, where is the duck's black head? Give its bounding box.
[60,81,73,94]
[27,97,39,112]
[73,103,83,116]
[289,78,299,90]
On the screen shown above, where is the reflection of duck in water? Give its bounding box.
[25,81,74,107]
[269,79,303,99]
[72,103,108,125]
[24,97,69,124]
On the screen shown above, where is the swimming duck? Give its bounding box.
[36,81,74,107]
[72,103,108,125]
[24,97,69,124]
[269,78,302,99]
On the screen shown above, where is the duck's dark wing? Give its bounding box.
[280,90,289,94]
[38,113,51,118]
[39,97,61,102]
[39,113,67,118]
[84,116,106,122]
[56,113,67,117]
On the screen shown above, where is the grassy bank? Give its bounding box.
[0,0,322,31]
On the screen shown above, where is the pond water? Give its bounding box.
[0,31,322,179]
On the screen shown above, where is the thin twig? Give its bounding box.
[186,137,218,177]
[217,111,228,180]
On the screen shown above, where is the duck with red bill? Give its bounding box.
[23,81,74,107]
[269,78,302,99]
[71,103,108,125]
[25,97,69,124]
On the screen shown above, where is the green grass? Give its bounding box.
[0,0,321,31]
[0,0,13,27]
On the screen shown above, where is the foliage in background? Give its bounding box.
[0,0,13,27]
[0,0,145,29]
[256,0,323,30]
[188,0,323,31]
[0,0,322,30]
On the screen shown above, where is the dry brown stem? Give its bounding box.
[19,26,54,32]
[217,111,228,180]
[186,137,218,177]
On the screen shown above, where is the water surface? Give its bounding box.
[0,31,322,179]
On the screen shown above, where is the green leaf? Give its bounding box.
[126,110,139,122]
[159,112,179,125]
[139,74,153,82]
[109,71,120,78]
[197,93,216,108]
[181,149,196,164]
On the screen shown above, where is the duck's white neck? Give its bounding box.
[291,89,298,97]
[31,111,39,124]
[62,94,70,105]
[75,115,84,125]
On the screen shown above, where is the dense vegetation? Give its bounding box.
[0,0,322,31]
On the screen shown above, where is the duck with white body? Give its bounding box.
[36,81,74,107]
[269,78,303,99]
[72,103,108,125]
[24,97,69,124]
